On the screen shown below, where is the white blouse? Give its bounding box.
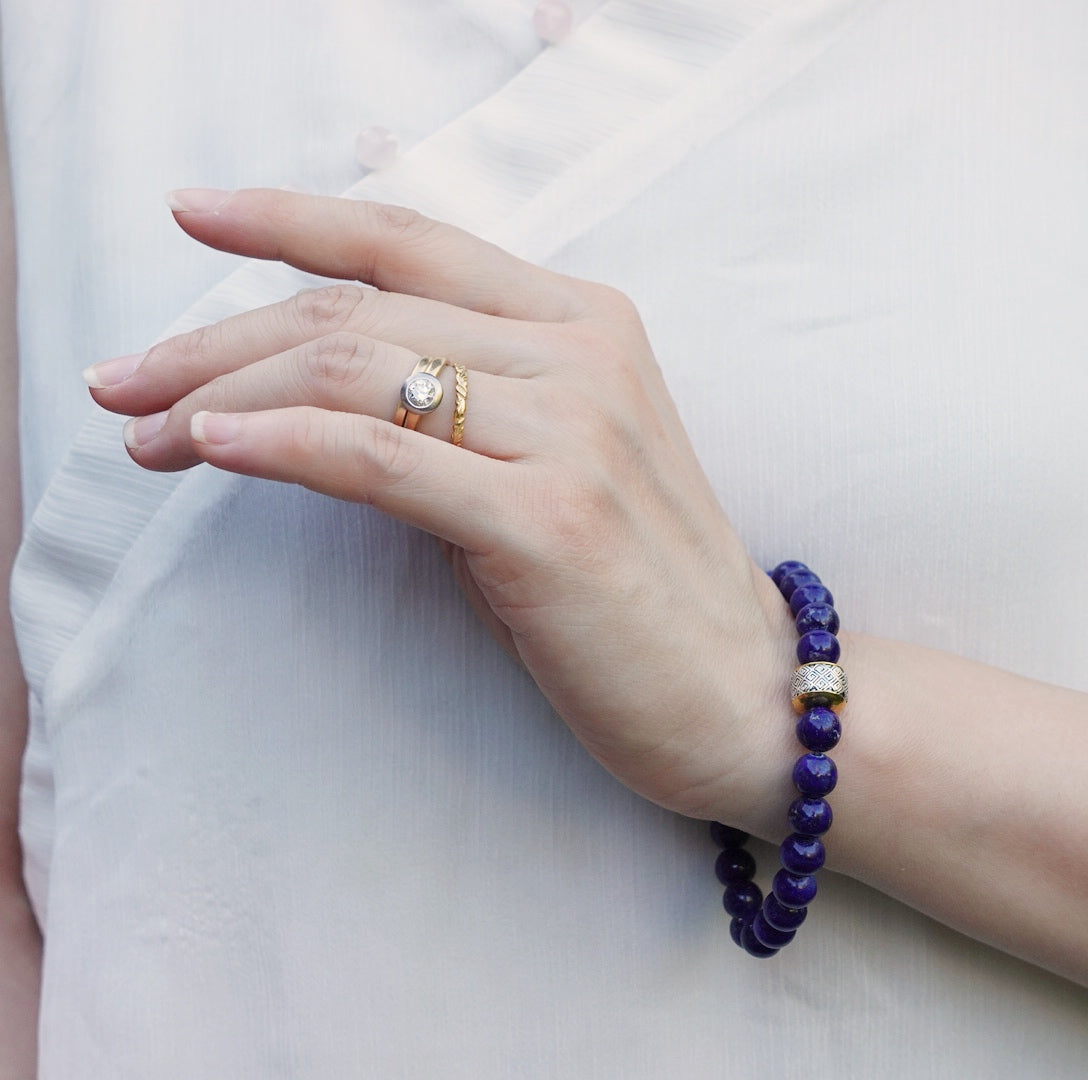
[5,0,1087,1075]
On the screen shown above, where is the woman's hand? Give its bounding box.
[85,188,794,832]
[84,189,1088,984]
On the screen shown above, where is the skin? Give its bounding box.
[80,187,1088,988]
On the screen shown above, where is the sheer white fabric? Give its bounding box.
[5,0,1087,1075]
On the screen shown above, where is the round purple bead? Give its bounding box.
[797,629,841,664]
[723,880,763,919]
[792,753,838,796]
[710,822,749,849]
[752,911,797,949]
[740,920,779,958]
[789,582,834,616]
[788,797,834,836]
[778,567,821,602]
[763,894,808,931]
[723,561,845,956]
[796,707,841,752]
[715,847,756,885]
[729,916,746,947]
[779,833,826,875]
[770,560,809,589]
[773,869,819,908]
[795,601,839,636]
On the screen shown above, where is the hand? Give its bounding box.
[85,189,794,830]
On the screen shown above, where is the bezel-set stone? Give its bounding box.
[401,373,443,413]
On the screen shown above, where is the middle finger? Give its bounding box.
[87,283,547,418]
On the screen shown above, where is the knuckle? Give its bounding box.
[366,202,436,240]
[164,321,216,371]
[292,284,370,336]
[301,332,375,392]
[563,322,636,385]
[578,281,642,325]
[528,464,618,571]
[346,417,428,499]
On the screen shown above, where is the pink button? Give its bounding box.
[354,126,399,171]
[533,0,574,45]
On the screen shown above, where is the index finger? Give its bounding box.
[168,188,592,324]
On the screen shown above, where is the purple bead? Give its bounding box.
[715,847,756,885]
[795,601,839,636]
[792,753,838,796]
[729,916,746,947]
[797,630,841,664]
[779,833,826,875]
[778,567,821,602]
[752,910,797,949]
[723,881,763,919]
[770,561,808,588]
[709,822,749,849]
[763,894,808,931]
[788,797,834,836]
[789,582,834,616]
[740,921,779,957]
[796,707,841,752]
[773,869,819,907]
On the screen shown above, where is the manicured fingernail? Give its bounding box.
[165,187,234,213]
[123,411,169,450]
[82,351,147,388]
[191,411,243,445]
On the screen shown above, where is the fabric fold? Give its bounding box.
[12,0,873,695]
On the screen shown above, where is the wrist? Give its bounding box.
[695,559,807,838]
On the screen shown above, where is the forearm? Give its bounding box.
[794,628,1086,984]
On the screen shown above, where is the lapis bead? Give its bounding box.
[795,601,839,636]
[723,881,763,919]
[778,567,821,602]
[789,582,834,616]
[763,894,808,931]
[715,847,756,885]
[741,921,780,958]
[788,797,834,836]
[752,911,797,949]
[792,753,838,796]
[779,833,826,875]
[796,706,841,752]
[770,561,809,589]
[773,869,819,907]
[797,630,841,664]
[710,822,749,849]
[722,561,845,957]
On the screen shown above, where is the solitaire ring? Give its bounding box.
[393,357,447,430]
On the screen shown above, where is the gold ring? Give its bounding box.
[451,365,468,446]
[394,357,447,430]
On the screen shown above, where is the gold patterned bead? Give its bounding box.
[790,662,848,714]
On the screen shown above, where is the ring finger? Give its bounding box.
[122,331,539,471]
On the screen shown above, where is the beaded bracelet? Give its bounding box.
[711,561,847,957]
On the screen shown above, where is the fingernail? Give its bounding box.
[82,351,147,388]
[165,187,235,213]
[123,411,169,451]
[191,411,243,445]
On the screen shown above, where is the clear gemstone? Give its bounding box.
[404,376,439,410]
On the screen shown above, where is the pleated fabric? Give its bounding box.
[4,0,1087,1076]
